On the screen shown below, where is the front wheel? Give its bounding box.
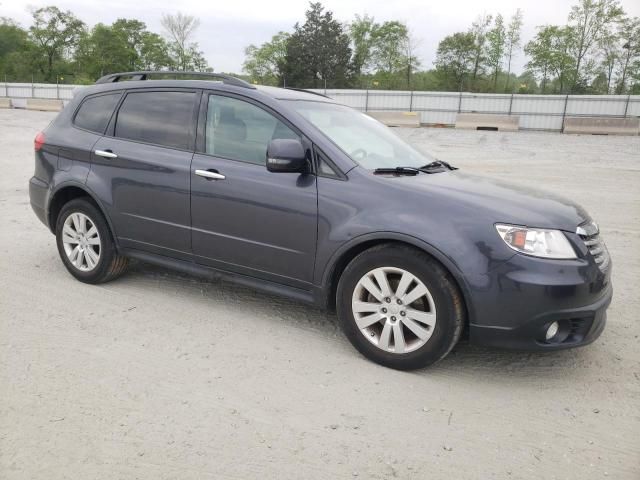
[336,244,464,370]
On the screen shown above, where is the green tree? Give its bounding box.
[137,31,172,70]
[28,6,86,81]
[75,19,172,81]
[76,24,129,78]
[525,26,575,93]
[615,17,640,93]
[349,14,376,77]
[434,32,476,91]
[486,14,506,91]
[504,9,523,91]
[282,2,352,88]
[515,71,538,93]
[0,18,30,80]
[598,28,619,93]
[370,21,409,74]
[590,71,609,92]
[469,13,492,85]
[111,19,172,71]
[525,26,556,92]
[567,0,625,92]
[185,44,211,72]
[243,32,289,85]
[403,32,422,88]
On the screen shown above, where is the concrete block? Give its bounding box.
[367,111,421,127]
[563,116,639,136]
[455,113,519,131]
[0,97,11,109]
[25,98,63,112]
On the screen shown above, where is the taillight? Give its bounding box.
[34,131,45,151]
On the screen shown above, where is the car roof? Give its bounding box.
[76,80,336,104]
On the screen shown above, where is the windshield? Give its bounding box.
[286,101,435,169]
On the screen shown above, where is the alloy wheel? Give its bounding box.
[61,212,101,272]
[351,267,437,354]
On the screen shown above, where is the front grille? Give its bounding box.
[577,222,610,272]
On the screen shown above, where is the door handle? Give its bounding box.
[195,169,226,180]
[95,149,118,159]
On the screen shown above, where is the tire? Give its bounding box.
[55,197,128,284]
[336,243,464,370]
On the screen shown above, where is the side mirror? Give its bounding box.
[266,139,307,173]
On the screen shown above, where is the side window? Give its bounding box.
[74,93,121,134]
[115,91,196,150]
[315,148,342,179]
[205,95,299,165]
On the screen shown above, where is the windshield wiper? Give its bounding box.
[373,166,421,176]
[419,160,458,172]
[373,161,458,176]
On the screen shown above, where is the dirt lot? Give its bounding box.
[1,109,639,479]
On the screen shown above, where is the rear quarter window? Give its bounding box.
[73,93,122,134]
[114,91,196,150]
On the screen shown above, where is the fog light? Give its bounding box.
[545,321,559,341]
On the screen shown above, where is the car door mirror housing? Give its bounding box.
[266,139,307,173]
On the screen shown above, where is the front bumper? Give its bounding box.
[467,252,612,351]
[469,284,611,350]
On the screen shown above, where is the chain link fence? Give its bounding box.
[2,82,639,132]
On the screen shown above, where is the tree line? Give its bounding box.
[1,1,638,94]
[244,0,639,94]
[0,6,210,84]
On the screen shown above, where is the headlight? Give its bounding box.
[495,224,576,259]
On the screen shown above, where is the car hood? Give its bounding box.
[387,171,590,231]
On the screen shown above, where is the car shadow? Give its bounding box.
[124,261,599,383]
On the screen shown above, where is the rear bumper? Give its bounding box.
[29,176,50,228]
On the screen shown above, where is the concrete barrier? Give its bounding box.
[563,116,640,135]
[455,113,519,131]
[0,97,11,109]
[25,98,63,112]
[367,111,421,127]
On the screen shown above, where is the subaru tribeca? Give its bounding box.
[29,71,612,370]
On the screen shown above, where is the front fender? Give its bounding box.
[317,231,479,322]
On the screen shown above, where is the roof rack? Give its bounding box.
[284,87,330,98]
[95,71,256,89]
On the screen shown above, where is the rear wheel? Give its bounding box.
[55,198,128,284]
[336,244,464,370]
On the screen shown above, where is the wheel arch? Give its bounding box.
[48,182,118,248]
[320,233,474,324]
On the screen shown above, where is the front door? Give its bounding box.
[190,93,317,287]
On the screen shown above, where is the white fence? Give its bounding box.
[2,82,76,100]
[311,89,640,132]
[2,82,639,132]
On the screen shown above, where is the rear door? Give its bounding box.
[87,89,199,259]
[190,92,318,287]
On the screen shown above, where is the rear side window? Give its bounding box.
[74,93,121,134]
[115,91,196,150]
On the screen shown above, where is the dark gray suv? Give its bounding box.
[29,71,613,369]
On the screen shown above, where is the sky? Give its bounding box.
[3,0,640,75]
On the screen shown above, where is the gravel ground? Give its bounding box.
[1,109,639,479]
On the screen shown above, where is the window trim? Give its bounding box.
[105,87,201,152]
[72,91,124,135]
[314,146,347,181]
[196,90,315,171]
